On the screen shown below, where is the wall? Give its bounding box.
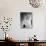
[0,0,46,40]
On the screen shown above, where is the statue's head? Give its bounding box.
[29,0,43,8]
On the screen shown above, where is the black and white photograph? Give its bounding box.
[20,12,33,29]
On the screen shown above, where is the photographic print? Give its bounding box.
[20,12,33,29]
